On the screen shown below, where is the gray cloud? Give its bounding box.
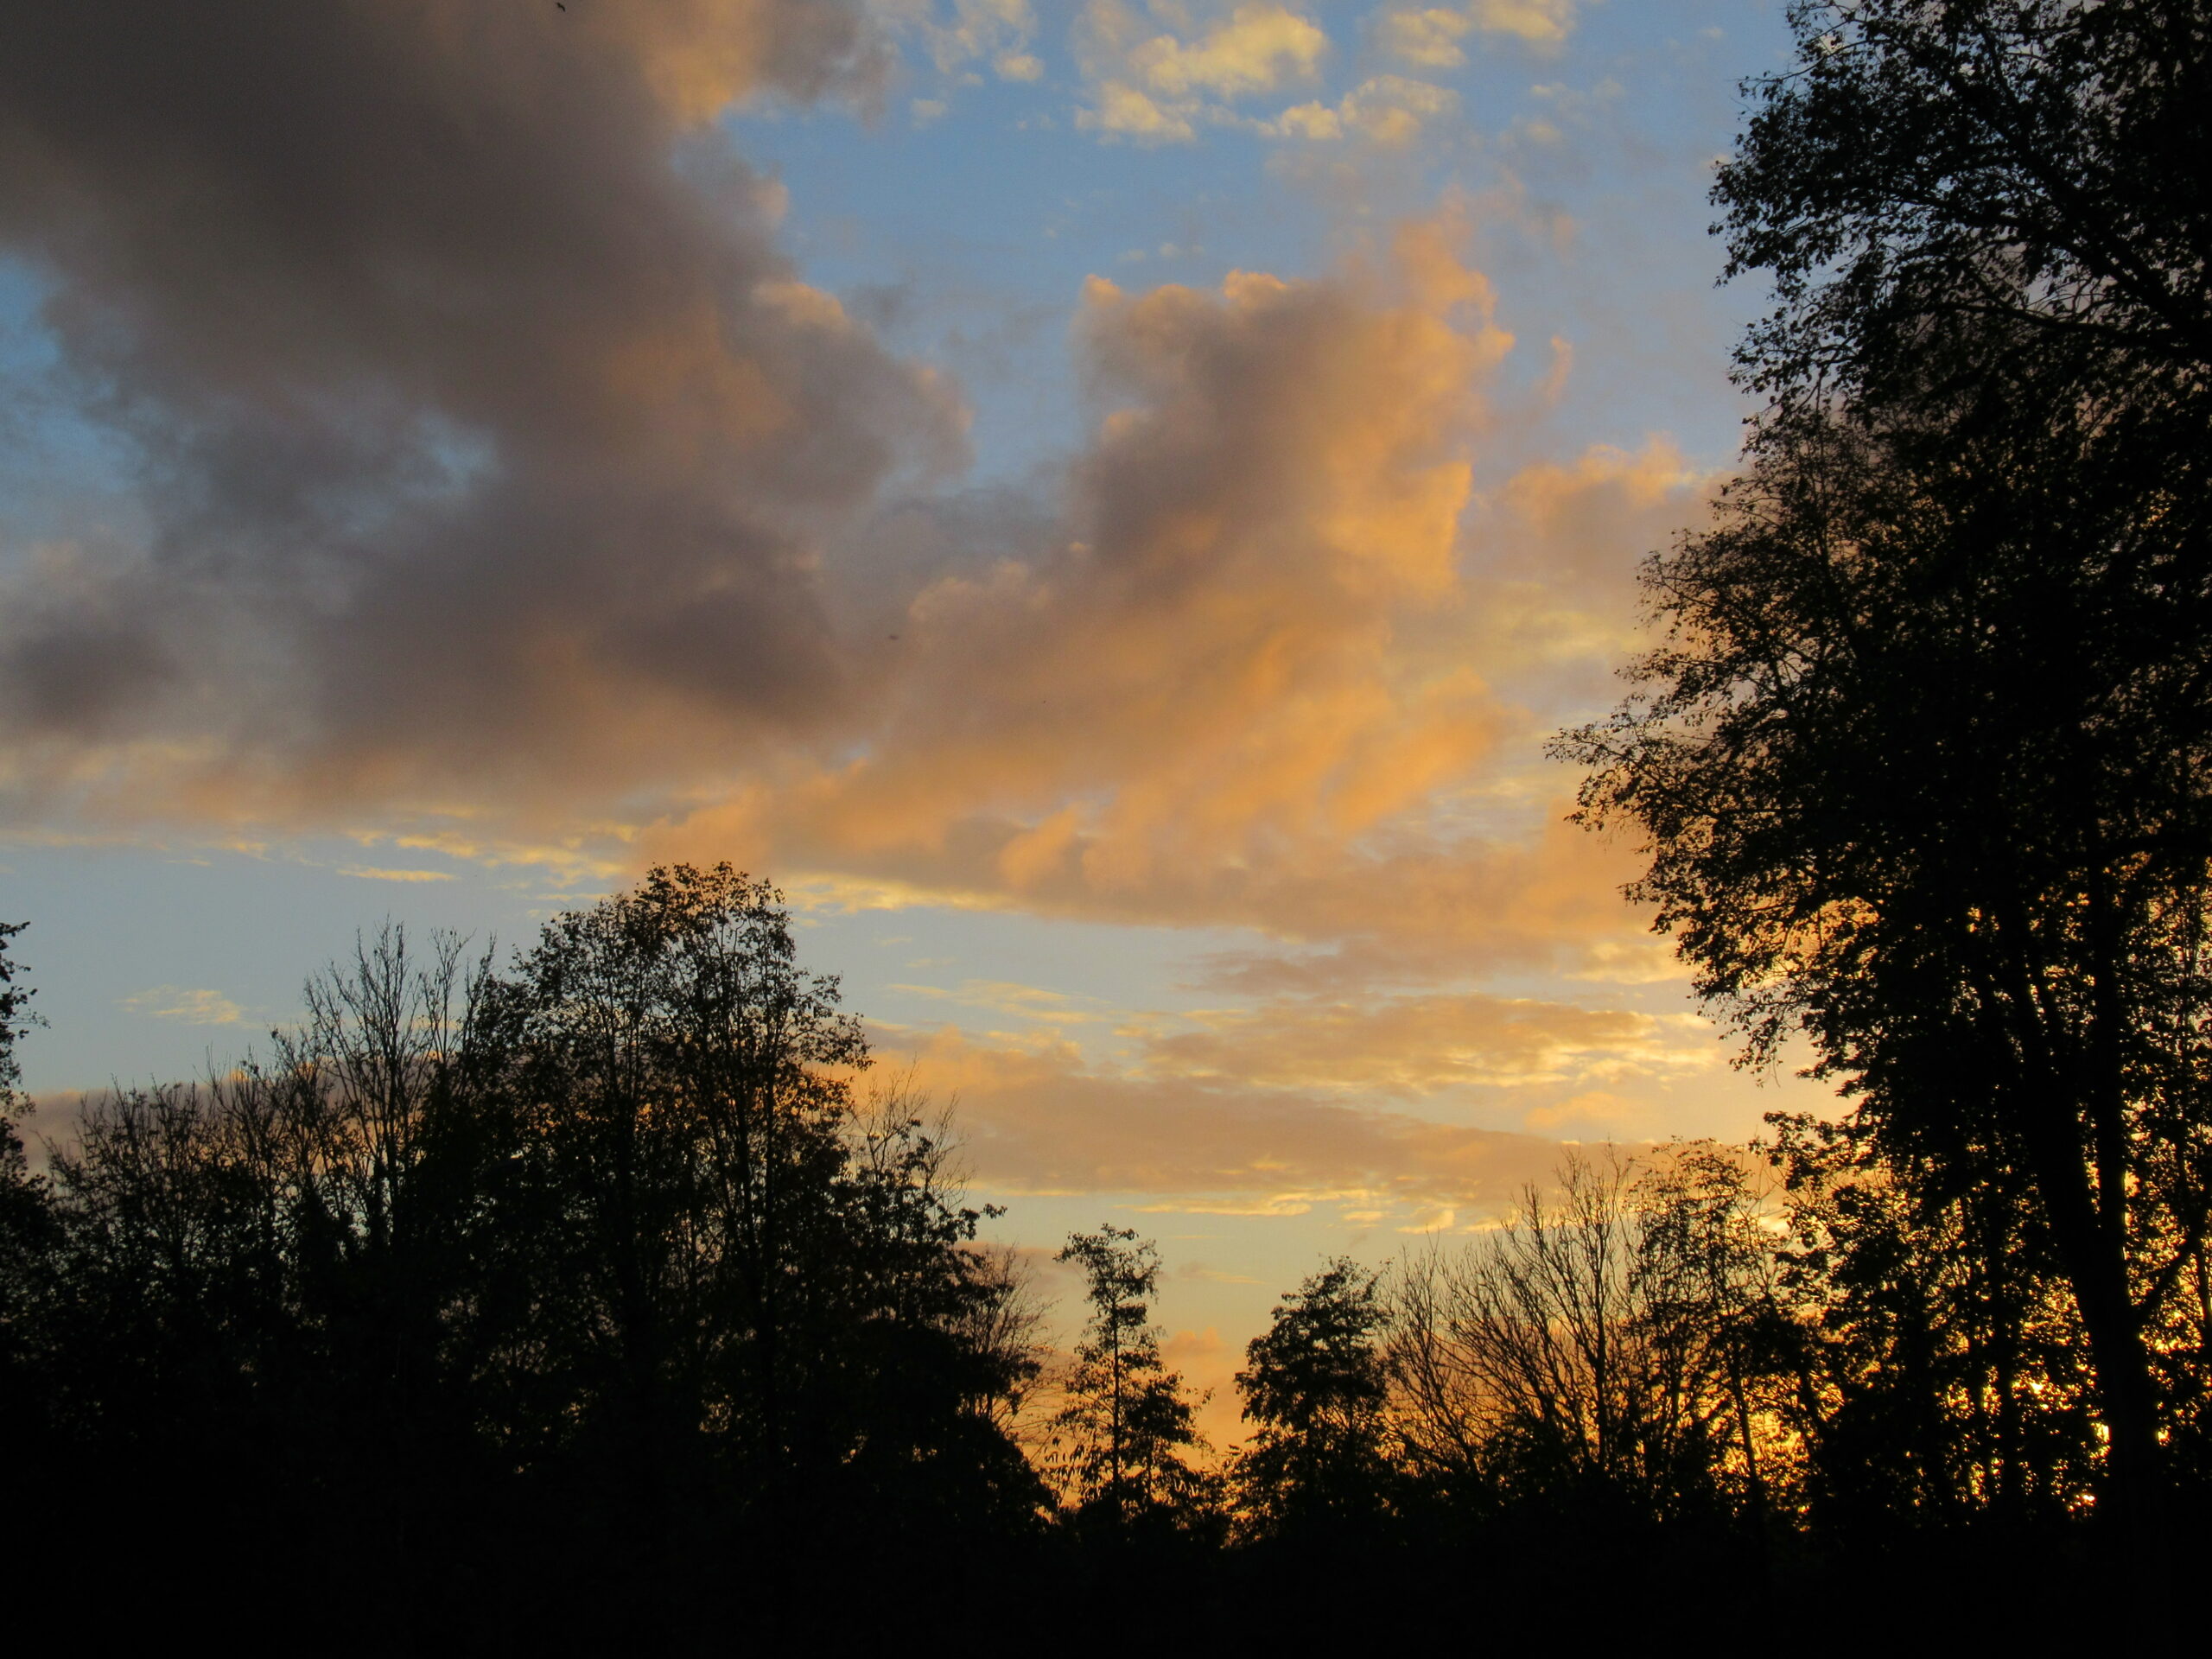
[0,1,954,817]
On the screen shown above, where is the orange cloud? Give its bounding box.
[643,221,1611,950]
[625,218,1716,971]
[1379,0,1582,68]
[1140,988,1718,1095]
[1077,1,1332,142]
[3,17,1715,984]
[898,1024,1580,1212]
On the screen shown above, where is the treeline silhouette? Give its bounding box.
[1,874,2203,1647]
[0,874,1055,1648]
[6,0,2212,1646]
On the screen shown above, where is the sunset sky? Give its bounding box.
[0,0,1829,1433]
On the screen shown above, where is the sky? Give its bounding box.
[0,0,1829,1438]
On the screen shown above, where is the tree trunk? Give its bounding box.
[2012,1077,2171,1629]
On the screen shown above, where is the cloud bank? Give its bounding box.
[0,2,1713,977]
[0,0,1794,1247]
[903,1024,1573,1219]
[0,0,947,822]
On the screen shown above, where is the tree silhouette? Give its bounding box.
[1231,1258,1395,1541]
[0,923,59,1520]
[28,873,1049,1643]
[1764,1111,2101,1537]
[1560,3,2212,1549]
[1554,394,2212,1535]
[1387,1147,1785,1529]
[1716,0,2212,407]
[0,919,41,1257]
[1051,1224,1217,1540]
[10,4,2212,1635]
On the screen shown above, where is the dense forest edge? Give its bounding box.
[0,867,2201,1649]
[6,1,2212,1647]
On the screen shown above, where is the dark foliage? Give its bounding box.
[1,896,2202,1645]
[1716,0,2212,409]
[9,871,1045,1650]
[1049,1223,1220,1543]
[1232,1258,1396,1541]
[1560,1,2212,1553]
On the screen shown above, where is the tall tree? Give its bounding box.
[1231,1258,1395,1541]
[0,921,40,1232]
[495,864,868,1521]
[1717,0,2212,407]
[1555,397,2212,1529]
[1563,0,2212,1540]
[1051,1224,1216,1538]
